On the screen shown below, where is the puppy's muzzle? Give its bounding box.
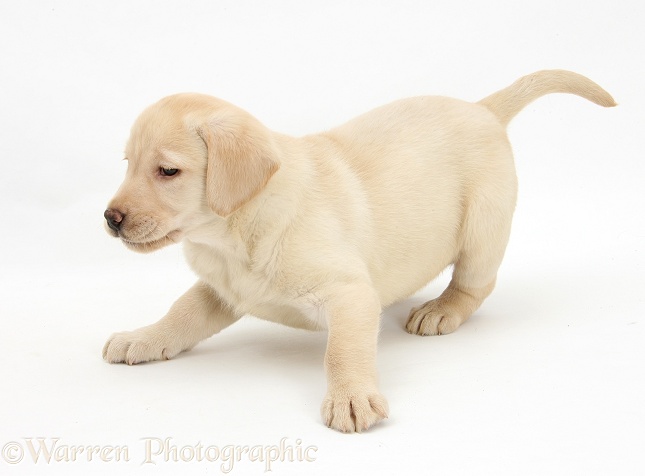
[104,208,124,234]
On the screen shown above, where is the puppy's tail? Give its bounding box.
[478,70,616,126]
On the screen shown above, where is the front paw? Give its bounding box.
[321,386,389,433]
[102,327,184,365]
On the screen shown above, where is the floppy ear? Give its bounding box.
[198,116,280,216]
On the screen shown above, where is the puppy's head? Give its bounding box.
[104,94,280,253]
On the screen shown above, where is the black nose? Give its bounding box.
[104,208,124,233]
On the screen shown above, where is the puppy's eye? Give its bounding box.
[160,167,179,177]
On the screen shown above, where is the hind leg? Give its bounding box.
[406,176,517,336]
[406,277,496,336]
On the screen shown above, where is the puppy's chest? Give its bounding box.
[184,241,325,329]
[186,245,278,312]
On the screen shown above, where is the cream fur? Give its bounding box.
[102,70,615,432]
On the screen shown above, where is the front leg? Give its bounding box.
[103,281,240,365]
[320,282,389,432]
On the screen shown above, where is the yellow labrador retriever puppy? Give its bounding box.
[103,70,615,432]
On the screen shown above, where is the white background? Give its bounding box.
[1,1,643,474]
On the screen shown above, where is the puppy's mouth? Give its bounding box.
[120,230,182,253]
